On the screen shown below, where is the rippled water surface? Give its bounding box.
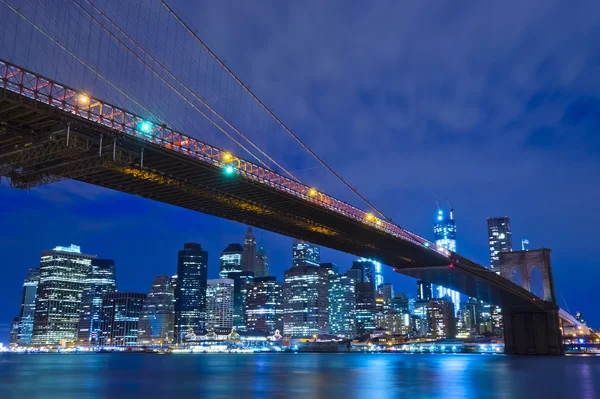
[1,353,599,398]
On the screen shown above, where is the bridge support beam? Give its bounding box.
[503,301,564,355]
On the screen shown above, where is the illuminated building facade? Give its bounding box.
[350,259,376,284]
[329,274,356,337]
[283,266,329,337]
[17,268,39,346]
[254,245,269,278]
[355,282,376,336]
[206,278,234,329]
[78,259,116,345]
[9,317,19,347]
[246,276,283,334]
[292,240,320,267]
[378,283,394,313]
[487,217,512,270]
[138,275,175,345]
[241,228,257,274]
[427,296,456,339]
[417,280,432,301]
[31,245,94,346]
[219,243,243,278]
[433,208,460,315]
[226,271,254,331]
[100,292,146,346]
[175,243,208,341]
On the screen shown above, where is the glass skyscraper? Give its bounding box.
[246,276,283,334]
[100,292,146,346]
[355,282,376,336]
[241,227,257,274]
[31,245,94,346]
[329,274,356,337]
[350,259,376,284]
[78,259,116,345]
[433,208,460,315]
[283,265,329,337]
[226,271,254,331]
[175,243,208,342]
[17,268,39,346]
[206,278,234,330]
[219,243,243,278]
[292,240,320,267]
[487,217,512,270]
[138,275,175,345]
[254,245,269,278]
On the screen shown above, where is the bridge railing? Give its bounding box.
[0,59,449,259]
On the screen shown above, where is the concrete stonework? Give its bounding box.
[503,302,564,355]
[498,249,556,303]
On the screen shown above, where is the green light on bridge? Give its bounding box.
[224,165,235,175]
[138,121,153,133]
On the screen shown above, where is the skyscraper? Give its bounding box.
[246,276,283,334]
[417,280,432,301]
[205,278,234,329]
[427,296,457,339]
[138,275,175,345]
[292,240,320,267]
[283,266,329,337]
[329,274,356,337]
[226,271,254,331]
[17,268,39,346]
[433,208,460,315]
[9,317,19,347]
[350,259,376,284]
[100,292,146,346]
[254,245,269,278]
[355,282,376,336]
[487,217,512,270]
[175,243,208,342]
[78,259,116,345]
[31,245,94,346]
[242,228,257,274]
[219,243,243,278]
[377,283,394,313]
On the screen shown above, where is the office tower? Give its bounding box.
[376,312,405,334]
[393,293,409,314]
[242,227,257,274]
[175,243,208,341]
[292,240,320,267]
[254,245,269,278]
[138,275,176,345]
[417,280,432,301]
[462,298,482,335]
[17,268,39,346]
[78,259,117,345]
[31,245,95,346]
[350,259,376,284]
[355,282,376,336]
[226,271,254,331]
[100,292,146,346]
[487,217,513,270]
[205,278,234,329]
[9,316,19,347]
[320,262,339,275]
[433,208,461,315]
[219,243,243,278]
[246,276,283,334]
[329,274,356,337]
[413,301,430,338]
[283,266,329,337]
[378,283,394,313]
[427,296,456,339]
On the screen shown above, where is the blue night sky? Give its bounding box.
[1,0,600,339]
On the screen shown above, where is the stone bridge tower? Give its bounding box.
[498,248,556,303]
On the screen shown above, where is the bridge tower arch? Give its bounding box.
[498,248,556,304]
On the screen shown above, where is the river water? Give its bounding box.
[1,353,599,398]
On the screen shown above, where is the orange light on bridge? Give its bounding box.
[309,188,317,197]
[78,94,90,104]
[223,152,233,161]
[376,219,382,226]
[366,213,374,221]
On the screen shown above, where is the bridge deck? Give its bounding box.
[0,59,543,310]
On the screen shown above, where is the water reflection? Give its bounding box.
[0,353,599,399]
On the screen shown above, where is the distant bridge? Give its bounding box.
[0,59,566,354]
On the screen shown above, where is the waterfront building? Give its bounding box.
[100,292,146,346]
[206,278,234,330]
[487,217,512,270]
[254,245,269,278]
[78,259,116,345]
[242,228,257,274]
[219,243,243,278]
[246,276,283,334]
[393,293,409,315]
[329,274,356,337]
[433,208,460,315]
[174,243,208,342]
[462,298,483,335]
[283,265,329,337]
[17,268,39,346]
[376,311,405,335]
[427,296,456,339]
[226,271,254,331]
[31,245,95,346]
[292,240,320,268]
[412,301,429,337]
[138,275,175,345]
[378,283,394,313]
[355,282,376,336]
[417,280,432,301]
[9,316,19,347]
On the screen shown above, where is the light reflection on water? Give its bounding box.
[0,353,599,399]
